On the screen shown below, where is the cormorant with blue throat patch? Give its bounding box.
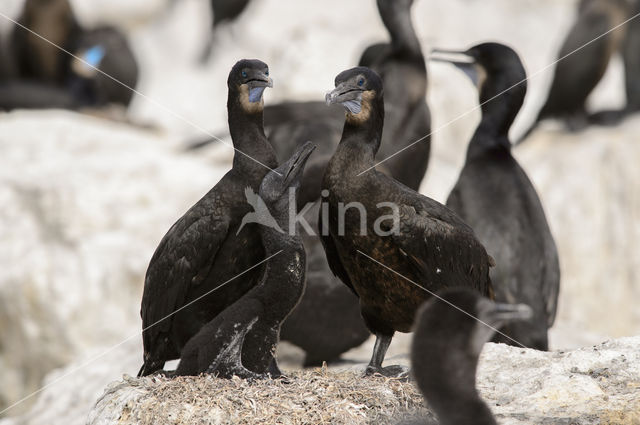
[405,288,532,425]
[0,50,106,111]
[176,142,314,378]
[322,66,494,377]
[138,59,278,377]
[9,0,139,109]
[275,0,431,368]
[266,0,431,196]
[432,43,560,350]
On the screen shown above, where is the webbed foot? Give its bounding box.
[364,364,410,380]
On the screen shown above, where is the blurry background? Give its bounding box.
[0,0,638,423]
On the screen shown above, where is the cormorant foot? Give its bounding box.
[153,369,176,378]
[274,374,292,384]
[364,364,410,379]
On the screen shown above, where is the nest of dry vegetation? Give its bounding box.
[88,368,428,425]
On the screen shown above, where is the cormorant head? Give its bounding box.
[431,42,526,99]
[430,43,527,132]
[228,59,273,113]
[413,288,532,364]
[325,66,384,125]
[358,42,389,68]
[259,141,316,207]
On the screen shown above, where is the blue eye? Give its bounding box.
[265,70,269,76]
[358,78,365,86]
[242,71,247,78]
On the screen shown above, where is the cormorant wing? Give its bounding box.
[140,212,230,354]
[390,201,493,298]
[318,206,358,296]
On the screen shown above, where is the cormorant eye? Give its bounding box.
[265,70,269,76]
[358,78,365,87]
[242,70,247,78]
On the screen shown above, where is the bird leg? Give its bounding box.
[364,334,409,378]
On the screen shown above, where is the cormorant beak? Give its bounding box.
[245,71,274,103]
[325,81,364,114]
[281,141,316,187]
[429,48,480,87]
[488,302,533,323]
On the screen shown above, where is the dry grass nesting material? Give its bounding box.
[92,368,427,424]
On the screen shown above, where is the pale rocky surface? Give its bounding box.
[83,337,640,424]
[1,0,639,422]
[0,111,225,415]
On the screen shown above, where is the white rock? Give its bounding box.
[0,111,226,415]
[479,337,640,424]
[80,337,640,425]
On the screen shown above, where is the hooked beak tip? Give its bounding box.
[325,91,335,106]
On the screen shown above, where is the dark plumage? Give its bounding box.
[8,0,139,109]
[176,142,314,378]
[322,67,494,377]
[0,36,106,111]
[72,27,139,107]
[519,0,632,140]
[10,0,80,84]
[138,59,277,377]
[200,0,252,62]
[408,288,532,425]
[273,0,432,368]
[362,0,431,189]
[268,0,431,194]
[434,43,560,350]
[623,0,640,113]
[0,81,90,111]
[277,202,371,367]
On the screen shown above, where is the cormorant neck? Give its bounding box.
[467,81,522,158]
[467,121,512,160]
[333,97,384,170]
[260,199,304,255]
[328,121,380,178]
[434,396,497,425]
[258,201,306,320]
[378,0,422,60]
[227,88,276,176]
[420,351,497,425]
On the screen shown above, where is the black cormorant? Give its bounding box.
[72,27,139,107]
[138,59,278,377]
[322,66,494,377]
[273,0,432,368]
[0,44,106,111]
[10,0,80,84]
[432,43,560,350]
[519,0,632,141]
[267,0,431,194]
[176,142,314,378]
[200,0,253,63]
[9,0,139,109]
[409,288,532,425]
[277,201,371,367]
